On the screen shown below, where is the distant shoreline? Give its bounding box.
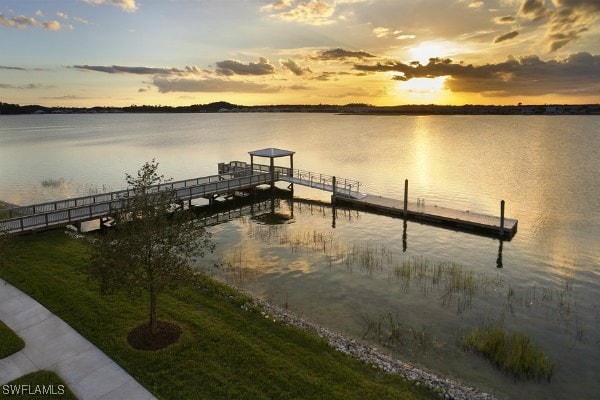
[1,101,599,116]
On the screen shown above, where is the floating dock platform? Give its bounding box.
[334,194,518,239]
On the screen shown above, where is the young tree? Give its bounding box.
[89,160,214,336]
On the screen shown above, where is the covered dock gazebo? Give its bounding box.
[248,148,295,189]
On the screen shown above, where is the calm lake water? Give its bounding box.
[1,113,599,399]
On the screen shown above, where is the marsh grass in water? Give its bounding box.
[218,245,261,286]
[40,178,66,188]
[40,177,112,196]
[245,223,392,274]
[392,258,504,314]
[501,277,590,344]
[360,313,436,353]
[463,325,554,381]
[236,222,594,348]
[243,225,587,324]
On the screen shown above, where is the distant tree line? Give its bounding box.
[1,101,599,115]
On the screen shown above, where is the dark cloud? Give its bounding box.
[42,95,89,100]
[70,62,279,93]
[288,84,315,91]
[71,65,185,75]
[0,65,27,71]
[518,0,600,51]
[545,1,599,51]
[556,0,600,11]
[519,0,548,21]
[215,57,276,76]
[315,48,375,60]
[494,30,520,43]
[0,83,45,89]
[355,52,600,97]
[313,72,336,81]
[152,77,280,93]
[494,16,516,24]
[280,59,312,76]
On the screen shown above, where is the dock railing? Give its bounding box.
[0,172,274,234]
[219,161,363,198]
[1,171,252,219]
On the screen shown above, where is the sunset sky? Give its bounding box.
[1,0,599,107]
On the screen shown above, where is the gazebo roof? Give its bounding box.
[248,148,295,158]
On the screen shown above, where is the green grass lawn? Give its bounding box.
[3,371,77,400]
[0,320,25,359]
[0,230,441,400]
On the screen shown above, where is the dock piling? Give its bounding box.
[403,179,408,217]
[332,176,337,204]
[500,200,505,236]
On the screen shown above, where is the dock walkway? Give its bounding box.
[1,150,518,239]
[0,172,272,234]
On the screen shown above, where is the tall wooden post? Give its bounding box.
[331,203,337,228]
[500,200,505,236]
[270,157,275,190]
[331,176,337,204]
[403,179,408,217]
[289,153,294,191]
[250,155,254,175]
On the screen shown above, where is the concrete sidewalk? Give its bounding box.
[0,278,155,400]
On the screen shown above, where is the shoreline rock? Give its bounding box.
[254,297,495,400]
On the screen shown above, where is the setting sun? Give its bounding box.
[407,41,463,65]
[395,76,449,103]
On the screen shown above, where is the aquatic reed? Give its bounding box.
[240,222,590,342]
[392,258,503,314]
[360,313,435,352]
[463,325,554,381]
[41,177,65,188]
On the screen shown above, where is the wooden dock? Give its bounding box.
[0,171,273,234]
[335,194,517,239]
[1,148,518,239]
[221,158,518,239]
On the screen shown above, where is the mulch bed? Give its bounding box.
[127,321,182,351]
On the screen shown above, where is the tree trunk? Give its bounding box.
[150,287,158,334]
